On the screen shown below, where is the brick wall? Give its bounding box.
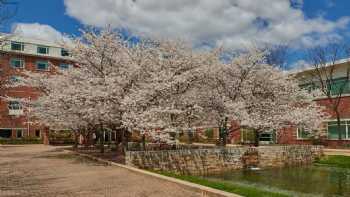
[229,96,350,147]
[277,96,350,147]
[0,52,73,140]
[125,145,323,175]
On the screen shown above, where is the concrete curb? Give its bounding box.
[324,149,350,156]
[63,149,242,197]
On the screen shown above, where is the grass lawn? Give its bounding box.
[154,171,290,197]
[315,155,350,169]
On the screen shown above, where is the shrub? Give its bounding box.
[205,128,214,138]
[49,130,75,145]
[0,137,42,144]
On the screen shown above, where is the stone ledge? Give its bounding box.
[63,149,241,197]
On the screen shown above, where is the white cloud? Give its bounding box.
[11,23,70,44]
[289,59,312,73]
[64,0,350,50]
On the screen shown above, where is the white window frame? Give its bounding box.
[326,119,350,140]
[37,45,49,54]
[61,48,70,57]
[59,63,71,70]
[35,129,41,138]
[36,61,49,71]
[296,127,310,140]
[16,129,23,138]
[10,58,25,69]
[11,41,24,51]
[8,100,23,110]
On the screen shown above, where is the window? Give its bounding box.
[61,48,70,56]
[35,130,41,138]
[300,82,319,93]
[327,121,349,140]
[240,128,256,143]
[37,46,49,54]
[9,76,21,83]
[11,41,24,51]
[327,78,350,95]
[0,129,12,138]
[8,100,23,116]
[16,129,23,138]
[36,61,49,70]
[297,127,310,139]
[8,100,22,110]
[260,132,273,142]
[10,58,24,69]
[59,63,70,69]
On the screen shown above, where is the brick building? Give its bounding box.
[230,60,350,148]
[0,35,74,142]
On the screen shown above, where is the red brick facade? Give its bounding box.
[229,96,350,148]
[0,52,73,142]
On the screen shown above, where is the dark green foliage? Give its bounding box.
[315,155,350,169]
[204,128,214,139]
[49,130,75,145]
[0,137,42,144]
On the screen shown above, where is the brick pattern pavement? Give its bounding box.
[0,145,200,197]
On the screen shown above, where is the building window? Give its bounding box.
[327,121,349,140]
[37,46,49,54]
[59,63,70,69]
[36,61,49,70]
[8,100,22,110]
[35,130,41,138]
[297,127,310,139]
[300,82,319,93]
[61,48,70,56]
[11,41,24,51]
[9,75,21,83]
[0,129,12,138]
[16,129,23,138]
[240,128,256,143]
[10,58,25,69]
[327,77,350,95]
[259,132,273,142]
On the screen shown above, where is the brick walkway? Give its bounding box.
[0,145,200,197]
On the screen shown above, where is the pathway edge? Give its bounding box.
[63,149,242,197]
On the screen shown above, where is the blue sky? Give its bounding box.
[3,0,350,68]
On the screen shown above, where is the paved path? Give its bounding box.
[0,145,200,197]
[324,148,350,156]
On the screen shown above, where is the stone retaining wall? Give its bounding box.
[125,145,323,175]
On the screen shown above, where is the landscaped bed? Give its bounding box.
[0,138,42,144]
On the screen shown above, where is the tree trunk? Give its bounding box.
[141,134,146,151]
[219,117,228,147]
[254,130,260,147]
[99,125,105,154]
[336,111,342,140]
[73,131,79,150]
[188,129,193,144]
[121,129,129,155]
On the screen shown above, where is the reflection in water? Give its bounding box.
[205,166,350,196]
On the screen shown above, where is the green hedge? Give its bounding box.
[0,138,42,144]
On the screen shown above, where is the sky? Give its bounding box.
[2,0,350,68]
